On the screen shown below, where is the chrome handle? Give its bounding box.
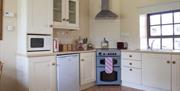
[172,61,176,64]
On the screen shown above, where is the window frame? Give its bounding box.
[0,0,3,40]
[147,9,180,50]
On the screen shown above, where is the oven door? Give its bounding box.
[96,67,121,85]
[96,57,121,67]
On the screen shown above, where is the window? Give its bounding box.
[0,0,2,40]
[147,10,180,50]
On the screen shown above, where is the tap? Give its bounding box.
[148,40,155,50]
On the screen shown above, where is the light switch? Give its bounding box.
[4,11,15,17]
[7,26,14,31]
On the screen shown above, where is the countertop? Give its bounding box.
[23,49,96,57]
[121,49,180,54]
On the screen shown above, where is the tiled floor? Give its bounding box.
[83,86,143,91]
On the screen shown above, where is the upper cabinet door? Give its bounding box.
[28,0,53,34]
[53,0,66,28]
[172,55,180,91]
[66,0,79,29]
[53,0,79,29]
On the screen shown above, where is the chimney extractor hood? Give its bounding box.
[95,0,118,19]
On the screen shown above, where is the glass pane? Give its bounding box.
[174,38,180,50]
[174,24,180,35]
[69,1,76,24]
[150,15,160,25]
[150,26,161,36]
[149,38,160,49]
[174,12,180,23]
[54,0,62,22]
[161,13,173,24]
[162,25,173,35]
[162,38,173,50]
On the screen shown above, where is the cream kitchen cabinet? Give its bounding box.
[53,0,79,29]
[121,52,142,85]
[18,0,53,34]
[16,56,56,91]
[172,55,180,91]
[142,53,172,91]
[80,52,96,90]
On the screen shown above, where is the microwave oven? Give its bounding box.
[27,34,52,52]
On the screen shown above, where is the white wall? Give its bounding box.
[0,0,18,91]
[89,0,121,48]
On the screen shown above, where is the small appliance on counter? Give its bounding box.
[117,42,128,49]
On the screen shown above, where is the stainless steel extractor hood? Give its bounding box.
[95,0,118,19]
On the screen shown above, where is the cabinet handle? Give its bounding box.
[66,19,69,21]
[172,61,176,64]
[129,55,132,57]
[129,63,132,65]
[81,59,84,61]
[129,69,132,71]
[52,63,56,66]
[49,25,53,28]
[167,61,170,64]
[63,18,66,21]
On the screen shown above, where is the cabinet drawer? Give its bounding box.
[122,52,141,60]
[121,67,142,84]
[122,59,142,68]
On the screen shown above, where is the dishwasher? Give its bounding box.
[56,54,80,91]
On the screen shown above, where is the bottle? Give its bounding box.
[101,38,109,49]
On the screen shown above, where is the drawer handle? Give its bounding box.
[129,69,132,71]
[172,61,176,64]
[52,63,56,66]
[129,55,132,57]
[81,59,85,61]
[129,63,132,65]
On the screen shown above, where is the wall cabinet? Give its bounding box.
[16,56,56,91]
[53,0,79,29]
[142,53,171,90]
[80,52,96,90]
[18,0,53,34]
[121,52,142,85]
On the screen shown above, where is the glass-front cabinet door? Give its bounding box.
[53,0,65,28]
[66,0,79,29]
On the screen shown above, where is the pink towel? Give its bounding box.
[105,57,113,74]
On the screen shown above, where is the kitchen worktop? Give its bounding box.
[121,49,180,54]
[23,49,96,57]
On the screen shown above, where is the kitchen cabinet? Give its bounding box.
[121,52,142,85]
[142,53,171,90]
[16,56,56,91]
[18,0,53,34]
[172,55,180,91]
[53,0,79,29]
[80,52,96,90]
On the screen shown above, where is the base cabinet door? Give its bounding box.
[80,52,96,85]
[172,55,180,91]
[142,53,171,90]
[29,56,56,91]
